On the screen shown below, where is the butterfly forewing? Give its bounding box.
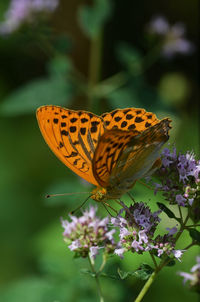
[101,108,159,131]
[36,105,105,186]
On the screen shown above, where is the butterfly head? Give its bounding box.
[91,187,108,202]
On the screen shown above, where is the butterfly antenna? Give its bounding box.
[46,192,90,198]
[102,202,114,217]
[70,195,92,215]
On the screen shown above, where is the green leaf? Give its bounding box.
[47,55,73,77]
[157,202,178,220]
[116,43,142,73]
[134,264,154,280]
[107,87,141,108]
[0,76,74,116]
[78,0,112,38]
[118,264,154,281]
[188,228,200,243]
[53,35,72,54]
[165,258,176,267]
[80,269,96,278]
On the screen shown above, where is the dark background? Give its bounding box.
[0,0,199,301]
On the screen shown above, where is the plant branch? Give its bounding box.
[134,270,157,302]
[88,255,104,302]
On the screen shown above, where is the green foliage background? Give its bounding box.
[0,0,199,301]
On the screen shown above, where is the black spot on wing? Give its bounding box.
[61,130,68,136]
[65,151,78,158]
[145,122,151,128]
[80,128,86,135]
[70,126,76,133]
[135,117,144,123]
[70,118,77,123]
[126,114,134,120]
[128,124,136,130]
[121,121,127,128]
[114,116,122,122]
[53,118,58,124]
[81,118,88,123]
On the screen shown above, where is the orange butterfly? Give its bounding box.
[36,106,171,202]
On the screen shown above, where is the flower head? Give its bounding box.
[148,15,195,58]
[61,206,116,259]
[178,256,200,293]
[0,0,59,34]
[111,203,161,258]
[153,148,200,219]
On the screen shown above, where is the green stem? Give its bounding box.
[134,271,157,302]
[98,254,107,274]
[93,42,162,98]
[87,31,103,107]
[174,214,190,243]
[183,241,196,250]
[88,255,104,302]
[185,224,200,228]
[134,212,191,301]
[150,252,158,269]
[178,206,183,222]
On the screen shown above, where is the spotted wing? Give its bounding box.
[93,118,171,188]
[101,108,159,132]
[36,105,105,186]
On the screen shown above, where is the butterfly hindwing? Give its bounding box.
[93,118,171,188]
[92,128,141,187]
[36,105,105,186]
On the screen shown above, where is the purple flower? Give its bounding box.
[112,203,161,257]
[178,256,200,292]
[148,16,195,58]
[176,194,186,206]
[148,16,169,35]
[114,248,125,258]
[0,0,59,34]
[153,148,200,212]
[172,249,185,261]
[61,206,116,258]
[166,226,178,235]
[178,272,196,284]
[153,234,184,260]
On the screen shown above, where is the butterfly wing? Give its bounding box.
[93,108,161,187]
[93,118,171,188]
[101,108,159,131]
[36,105,105,186]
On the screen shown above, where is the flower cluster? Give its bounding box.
[111,202,183,260]
[61,206,116,259]
[148,15,194,58]
[178,256,200,293]
[154,148,200,216]
[0,0,59,34]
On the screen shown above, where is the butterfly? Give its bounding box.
[36,106,171,202]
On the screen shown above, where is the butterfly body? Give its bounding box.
[36,106,171,202]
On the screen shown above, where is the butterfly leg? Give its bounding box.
[102,201,118,215]
[101,203,115,217]
[70,195,91,214]
[137,179,155,190]
[127,192,136,203]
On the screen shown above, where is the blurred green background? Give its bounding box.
[0,0,199,301]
